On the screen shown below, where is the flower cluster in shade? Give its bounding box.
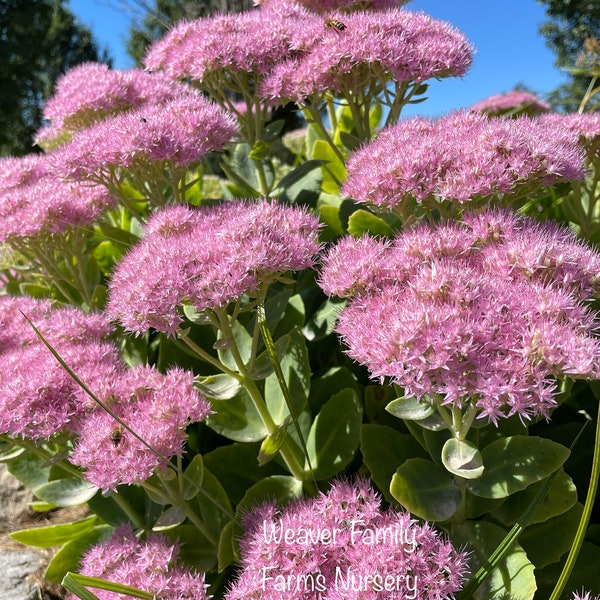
[0,295,210,488]
[0,154,115,244]
[73,524,209,600]
[469,90,551,117]
[36,62,189,149]
[260,8,473,106]
[343,111,585,211]
[144,5,471,108]
[107,200,321,335]
[225,479,468,599]
[51,93,239,184]
[319,209,600,423]
[540,112,600,162]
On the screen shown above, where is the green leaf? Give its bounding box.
[161,524,218,572]
[204,442,285,505]
[193,467,233,538]
[194,374,241,400]
[6,448,51,490]
[452,521,536,600]
[97,222,140,251]
[62,573,153,600]
[385,396,435,421]
[308,366,360,414]
[491,469,577,526]
[318,204,345,240]
[347,209,393,238]
[217,520,237,572]
[518,502,584,568]
[207,386,268,442]
[236,475,303,517]
[45,525,112,584]
[441,438,485,479]
[360,424,428,504]
[311,139,347,194]
[390,458,461,521]
[264,328,310,426]
[339,130,361,151]
[35,477,98,507]
[153,505,187,530]
[302,297,345,342]
[271,160,325,205]
[10,515,98,548]
[305,388,362,480]
[182,454,204,500]
[216,319,254,371]
[466,436,570,499]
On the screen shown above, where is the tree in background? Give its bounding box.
[538,0,600,112]
[0,0,107,156]
[126,0,254,66]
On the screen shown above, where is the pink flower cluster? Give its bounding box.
[342,111,585,208]
[319,209,600,423]
[226,479,468,599]
[540,112,600,161]
[0,154,115,243]
[70,365,210,490]
[0,295,210,488]
[573,591,600,600]
[0,296,119,439]
[75,524,209,600]
[36,62,189,147]
[51,93,239,183]
[256,0,408,11]
[470,90,551,116]
[261,9,473,105]
[107,200,321,334]
[144,6,471,107]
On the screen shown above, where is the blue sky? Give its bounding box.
[68,0,569,117]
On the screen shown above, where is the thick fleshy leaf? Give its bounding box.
[491,469,577,526]
[10,516,98,548]
[518,502,583,568]
[35,477,98,507]
[390,458,462,521]
[305,388,362,480]
[386,396,435,421]
[264,328,310,426]
[204,442,284,505]
[235,476,303,518]
[441,438,484,479]
[466,436,570,499]
[453,521,536,600]
[360,424,428,504]
[206,386,268,442]
[194,374,241,400]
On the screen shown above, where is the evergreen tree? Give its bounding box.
[538,0,600,111]
[0,0,107,156]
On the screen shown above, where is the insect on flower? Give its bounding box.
[110,425,124,447]
[324,17,346,32]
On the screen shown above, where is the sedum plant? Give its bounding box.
[0,2,599,599]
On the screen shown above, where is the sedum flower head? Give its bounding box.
[470,90,551,117]
[319,209,600,423]
[0,296,121,439]
[343,111,584,210]
[52,93,239,183]
[70,365,210,490]
[540,112,600,161]
[37,62,188,148]
[107,200,321,335]
[0,171,116,243]
[572,591,600,600]
[75,524,209,600]
[260,8,472,105]
[256,0,409,12]
[226,478,468,599]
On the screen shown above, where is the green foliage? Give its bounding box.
[0,0,106,155]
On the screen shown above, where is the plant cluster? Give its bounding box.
[1,1,600,599]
